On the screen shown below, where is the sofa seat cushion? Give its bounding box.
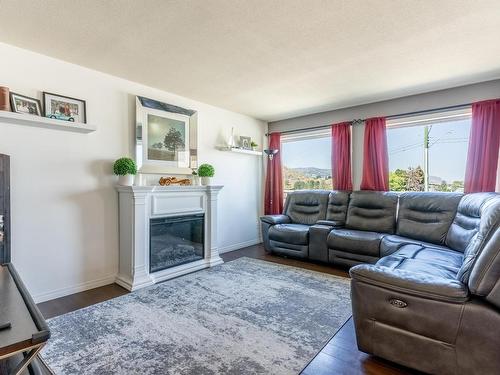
[380,234,451,257]
[268,224,310,245]
[376,254,460,281]
[350,262,469,302]
[392,244,463,271]
[327,229,385,257]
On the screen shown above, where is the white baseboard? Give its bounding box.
[33,239,262,303]
[33,274,117,303]
[218,238,262,254]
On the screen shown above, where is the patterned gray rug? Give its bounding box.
[42,257,351,374]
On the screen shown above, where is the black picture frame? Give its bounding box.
[43,91,87,124]
[9,92,42,116]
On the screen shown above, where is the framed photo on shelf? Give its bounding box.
[43,92,86,123]
[239,136,252,150]
[9,93,42,116]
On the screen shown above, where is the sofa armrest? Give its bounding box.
[316,220,345,228]
[350,264,469,303]
[309,224,333,262]
[260,215,291,225]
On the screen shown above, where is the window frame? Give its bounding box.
[386,107,472,192]
[280,128,332,195]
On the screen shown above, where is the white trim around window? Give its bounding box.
[387,107,472,129]
[281,128,330,142]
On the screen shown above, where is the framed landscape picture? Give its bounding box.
[43,92,86,123]
[145,109,190,167]
[136,96,198,174]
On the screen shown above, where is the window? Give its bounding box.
[387,108,471,192]
[281,129,332,196]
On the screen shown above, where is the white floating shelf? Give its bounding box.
[217,146,262,156]
[0,110,96,133]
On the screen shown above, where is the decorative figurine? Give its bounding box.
[158,177,192,186]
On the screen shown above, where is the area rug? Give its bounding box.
[41,257,351,374]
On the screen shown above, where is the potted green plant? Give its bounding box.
[250,141,258,151]
[198,163,215,186]
[113,157,137,186]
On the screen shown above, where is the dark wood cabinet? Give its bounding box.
[0,153,10,265]
[0,154,52,374]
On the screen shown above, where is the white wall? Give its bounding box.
[269,79,500,188]
[0,43,266,302]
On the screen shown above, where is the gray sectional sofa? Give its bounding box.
[260,190,500,375]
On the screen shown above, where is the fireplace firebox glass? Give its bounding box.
[149,214,204,273]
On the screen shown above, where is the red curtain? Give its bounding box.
[360,117,389,191]
[331,122,353,190]
[264,132,284,214]
[464,99,500,193]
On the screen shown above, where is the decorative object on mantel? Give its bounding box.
[198,163,215,186]
[251,141,258,151]
[9,92,42,116]
[113,157,137,186]
[158,176,191,186]
[0,86,10,111]
[136,96,198,175]
[191,168,200,186]
[43,92,86,123]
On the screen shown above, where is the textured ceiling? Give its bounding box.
[1,0,500,121]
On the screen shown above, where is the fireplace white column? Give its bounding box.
[115,185,224,291]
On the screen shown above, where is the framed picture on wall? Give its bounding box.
[136,96,198,174]
[43,92,86,123]
[9,93,42,116]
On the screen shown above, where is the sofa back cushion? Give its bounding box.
[397,192,462,245]
[345,191,398,233]
[326,191,350,224]
[284,190,330,225]
[446,193,496,252]
[455,194,500,308]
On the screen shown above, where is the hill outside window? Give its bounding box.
[281,129,332,198]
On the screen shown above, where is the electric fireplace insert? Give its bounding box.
[149,214,205,273]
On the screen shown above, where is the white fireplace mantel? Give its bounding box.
[115,185,224,291]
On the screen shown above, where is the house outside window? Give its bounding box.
[386,108,471,192]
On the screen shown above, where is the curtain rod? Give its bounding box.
[266,102,472,136]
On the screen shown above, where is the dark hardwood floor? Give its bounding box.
[36,244,419,375]
[37,283,128,319]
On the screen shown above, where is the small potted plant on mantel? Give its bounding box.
[113,157,137,186]
[250,141,258,151]
[198,163,215,186]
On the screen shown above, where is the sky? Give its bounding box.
[282,137,331,169]
[387,119,470,182]
[282,118,471,182]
